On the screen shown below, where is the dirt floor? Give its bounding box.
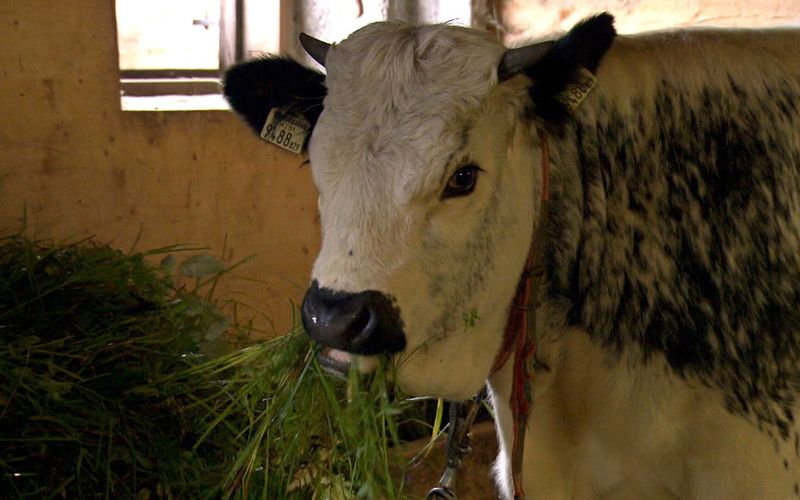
[401,421,499,499]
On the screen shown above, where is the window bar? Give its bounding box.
[220,0,245,70]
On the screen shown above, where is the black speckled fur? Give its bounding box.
[542,68,800,442]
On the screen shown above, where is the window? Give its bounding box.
[115,1,474,111]
[116,0,281,111]
[117,0,222,71]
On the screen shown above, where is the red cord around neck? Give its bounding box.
[490,130,550,500]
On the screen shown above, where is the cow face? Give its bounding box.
[224,16,615,400]
[306,25,539,399]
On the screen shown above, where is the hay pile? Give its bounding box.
[0,234,410,499]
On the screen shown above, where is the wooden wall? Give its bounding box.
[0,1,320,336]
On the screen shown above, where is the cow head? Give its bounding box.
[224,15,615,400]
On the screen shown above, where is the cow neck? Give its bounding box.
[490,129,550,500]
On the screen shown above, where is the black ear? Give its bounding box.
[223,56,326,139]
[525,13,616,122]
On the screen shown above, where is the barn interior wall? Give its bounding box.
[2,1,796,337]
[0,1,320,336]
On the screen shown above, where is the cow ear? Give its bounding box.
[223,56,326,142]
[524,13,616,122]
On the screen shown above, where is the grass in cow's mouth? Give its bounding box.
[0,233,414,499]
[211,329,410,499]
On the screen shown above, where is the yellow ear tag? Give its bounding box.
[554,67,597,112]
[260,107,310,154]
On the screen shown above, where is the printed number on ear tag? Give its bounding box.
[554,67,597,112]
[260,108,310,154]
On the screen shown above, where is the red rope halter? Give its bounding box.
[490,130,550,500]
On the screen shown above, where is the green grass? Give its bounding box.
[188,326,410,499]
[0,234,412,499]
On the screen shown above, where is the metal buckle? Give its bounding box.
[426,396,481,500]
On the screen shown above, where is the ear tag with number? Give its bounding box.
[554,67,597,112]
[260,107,310,154]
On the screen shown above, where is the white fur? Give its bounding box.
[489,328,799,499]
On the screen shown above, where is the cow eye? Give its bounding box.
[442,164,479,199]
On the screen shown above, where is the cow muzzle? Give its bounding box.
[301,280,406,359]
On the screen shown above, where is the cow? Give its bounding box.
[223,13,800,499]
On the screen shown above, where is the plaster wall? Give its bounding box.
[500,0,800,44]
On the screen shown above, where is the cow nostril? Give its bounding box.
[301,280,405,355]
[350,306,373,337]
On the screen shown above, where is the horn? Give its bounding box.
[299,32,330,67]
[498,41,555,81]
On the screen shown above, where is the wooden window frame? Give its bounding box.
[119,1,481,105]
[119,0,243,99]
